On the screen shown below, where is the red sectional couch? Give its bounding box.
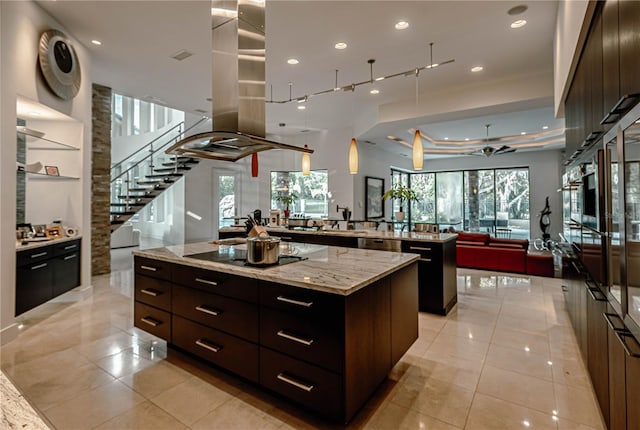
[456,231,530,274]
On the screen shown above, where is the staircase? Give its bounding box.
[110,119,208,231]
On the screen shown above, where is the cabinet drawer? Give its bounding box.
[135,275,172,311]
[172,284,258,342]
[134,256,172,281]
[15,260,53,315]
[54,239,81,256]
[260,308,343,373]
[172,264,258,303]
[402,241,441,262]
[134,302,171,341]
[260,281,344,326]
[172,316,259,383]
[17,245,53,266]
[260,347,342,419]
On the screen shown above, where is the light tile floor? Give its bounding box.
[1,256,606,429]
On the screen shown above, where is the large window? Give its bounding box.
[270,170,329,217]
[391,167,530,239]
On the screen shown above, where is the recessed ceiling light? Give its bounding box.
[334,42,347,50]
[297,105,306,110]
[511,19,527,28]
[542,125,549,130]
[464,138,470,141]
[91,40,102,46]
[395,21,409,30]
[444,137,449,140]
[521,131,526,135]
[370,89,380,95]
[287,58,299,65]
[508,5,528,15]
[471,66,483,73]
[375,77,385,81]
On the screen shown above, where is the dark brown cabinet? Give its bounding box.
[133,255,418,422]
[602,0,620,120]
[401,239,456,314]
[15,239,81,316]
[617,0,640,101]
[586,285,610,425]
[606,312,627,430]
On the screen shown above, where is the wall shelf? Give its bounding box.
[17,131,79,151]
[17,170,79,180]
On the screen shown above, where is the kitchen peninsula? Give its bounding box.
[132,242,419,422]
[220,227,458,315]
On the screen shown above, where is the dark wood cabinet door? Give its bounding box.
[618,0,640,99]
[586,288,609,424]
[607,315,627,430]
[588,12,604,136]
[602,0,620,117]
[15,260,53,316]
[624,332,640,430]
[52,252,80,297]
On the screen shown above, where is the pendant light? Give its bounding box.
[413,68,424,170]
[413,129,423,170]
[302,144,310,176]
[349,138,358,174]
[251,152,258,177]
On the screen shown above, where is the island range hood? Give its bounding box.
[165,0,313,162]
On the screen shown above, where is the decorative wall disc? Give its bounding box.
[38,29,81,100]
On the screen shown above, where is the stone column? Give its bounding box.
[91,84,112,275]
[468,170,480,232]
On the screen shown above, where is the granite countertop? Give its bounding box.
[16,235,81,252]
[133,241,419,296]
[219,226,457,243]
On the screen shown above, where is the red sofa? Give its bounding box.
[456,231,530,274]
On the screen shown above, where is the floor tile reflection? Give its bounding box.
[1,262,606,429]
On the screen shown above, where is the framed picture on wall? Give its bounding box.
[365,176,385,219]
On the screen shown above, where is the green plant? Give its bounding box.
[382,184,418,211]
[275,192,298,210]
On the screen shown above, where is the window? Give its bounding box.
[391,167,530,238]
[218,174,236,228]
[270,170,329,217]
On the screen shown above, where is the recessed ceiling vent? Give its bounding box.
[166,0,312,162]
[170,49,194,61]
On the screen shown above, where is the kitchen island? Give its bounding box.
[220,227,458,315]
[132,241,419,423]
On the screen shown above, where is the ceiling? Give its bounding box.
[35,0,564,158]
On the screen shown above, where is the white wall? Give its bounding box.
[1,0,92,343]
[354,145,564,241]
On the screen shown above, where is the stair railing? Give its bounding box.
[110,116,209,214]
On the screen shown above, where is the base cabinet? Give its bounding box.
[15,239,81,316]
[133,256,418,423]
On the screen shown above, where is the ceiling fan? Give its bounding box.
[468,124,516,157]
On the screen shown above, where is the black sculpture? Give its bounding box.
[539,196,551,243]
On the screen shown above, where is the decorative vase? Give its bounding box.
[284,209,290,218]
[395,211,405,222]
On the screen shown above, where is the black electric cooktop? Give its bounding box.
[186,248,307,268]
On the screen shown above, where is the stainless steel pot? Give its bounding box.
[287,218,309,227]
[246,233,280,265]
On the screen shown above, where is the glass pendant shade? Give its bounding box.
[349,138,358,174]
[302,144,311,176]
[413,129,424,170]
[251,152,258,177]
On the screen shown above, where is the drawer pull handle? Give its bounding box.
[195,339,221,353]
[280,236,293,241]
[419,258,432,262]
[615,331,640,358]
[277,330,314,346]
[63,254,77,261]
[31,252,47,259]
[64,244,77,250]
[195,278,218,286]
[140,316,161,327]
[604,313,626,331]
[409,246,432,252]
[276,296,313,308]
[140,288,160,297]
[31,263,48,270]
[277,373,314,392]
[195,305,221,316]
[140,265,157,272]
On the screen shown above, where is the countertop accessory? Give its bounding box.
[246,231,280,265]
